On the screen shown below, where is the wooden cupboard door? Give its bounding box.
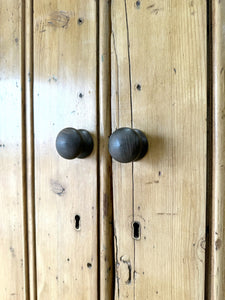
[33,0,98,299]
[0,1,28,298]
[111,0,207,299]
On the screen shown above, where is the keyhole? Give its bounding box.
[132,221,141,240]
[75,215,80,230]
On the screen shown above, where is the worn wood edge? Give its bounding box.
[210,1,225,299]
[25,0,37,299]
[99,0,114,299]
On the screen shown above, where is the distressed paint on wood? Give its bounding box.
[111,0,207,299]
[33,0,98,298]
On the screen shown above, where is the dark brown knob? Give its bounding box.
[108,127,148,163]
[56,128,93,159]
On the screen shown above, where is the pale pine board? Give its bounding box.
[33,0,98,298]
[0,0,28,298]
[111,0,207,299]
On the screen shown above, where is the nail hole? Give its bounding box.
[79,93,84,98]
[77,18,84,25]
[87,263,92,268]
[75,215,80,230]
[135,1,141,8]
[132,221,141,240]
[136,83,142,91]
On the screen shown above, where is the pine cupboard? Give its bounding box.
[0,0,224,299]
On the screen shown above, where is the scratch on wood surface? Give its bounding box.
[157,212,177,216]
[120,255,132,285]
[47,11,70,28]
[146,180,159,184]
[114,235,120,298]
[151,8,162,14]
[37,10,74,33]
[146,5,163,15]
[124,0,133,128]
[112,31,120,127]
[146,4,155,9]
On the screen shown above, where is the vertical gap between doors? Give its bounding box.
[98,0,114,298]
[96,0,100,299]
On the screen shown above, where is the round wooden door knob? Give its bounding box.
[56,128,93,159]
[108,127,148,163]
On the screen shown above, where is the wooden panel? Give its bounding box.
[0,0,28,298]
[99,0,114,299]
[210,1,225,299]
[111,0,206,299]
[33,0,98,299]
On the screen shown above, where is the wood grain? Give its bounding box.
[0,0,28,298]
[111,0,207,299]
[99,0,114,299]
[33,0,98,298]
[210,1,225,299]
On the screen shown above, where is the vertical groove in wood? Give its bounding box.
[99,0,114,299]
[205,0,213,298]
[210,1,225,299]
[25,0,37,299]
[21,0,31,297]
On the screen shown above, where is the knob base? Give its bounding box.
[77,129,94,158]
[133,129,148,161]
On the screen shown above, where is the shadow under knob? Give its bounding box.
[56,128,93,159]
[108,127,148,163]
